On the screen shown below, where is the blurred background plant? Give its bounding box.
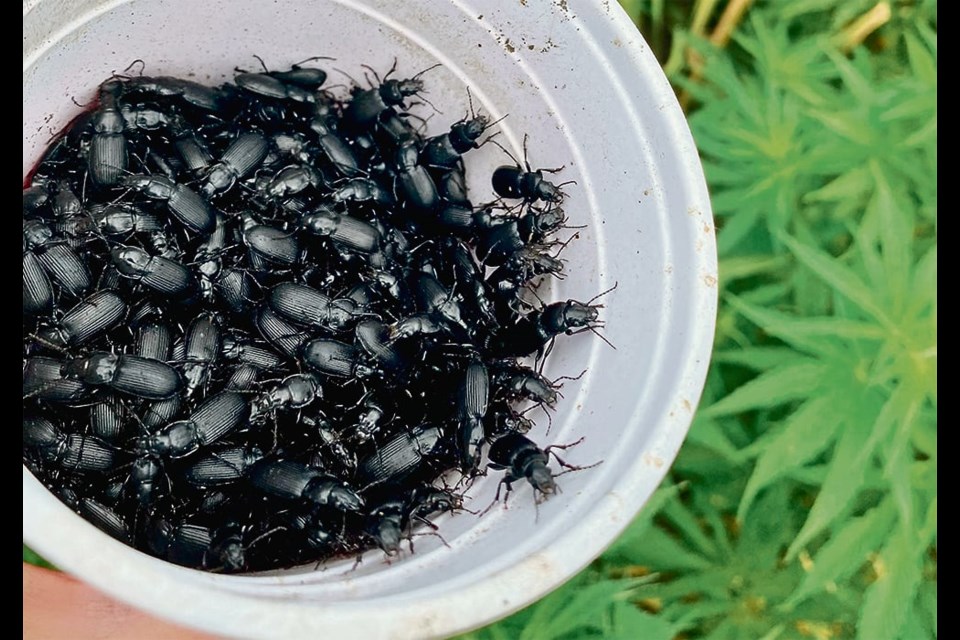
[458,1,937,638]
[25,2,936,638]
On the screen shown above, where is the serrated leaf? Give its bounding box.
[738,395,842,519]
[740,282,791,305]
[794,276,835,323]
[786,501,896,606]
[916,580,937,638]
[884,429,918,534]
[606,483,683,557]
[760,626,787,640]
[809,109,872,146]
[868,162,912,313]
[727,294,882,355]
[702,359,825,417]
[856,528,924,640]
[882,93,936,122]
[919,497,937,547]
[620,524,713,572]
[779,233,896,331]
[607,602,674,640]
[827,49,875,103]
[881,384,923,530]
[911,244,937,306]
[639,569,732,601]
[738,482,804,565]
[519,580,626,640]
[912,415,937,459]
[662,498,719,559]
[482,622,515,640]
[784,463,828,486]
[717,205,764,255]
[684,415,741,461]
[903,115,937,147]
[802,165,871,204]
[713,347,805,371]
[667,599,738,630]
[777,0,848,21]
[899,603,929,640]
[787,411,873,560]
[719,255,790,283]
[904,32,937,85]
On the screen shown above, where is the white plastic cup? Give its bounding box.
[23,1,717,637]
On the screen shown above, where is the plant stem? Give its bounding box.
[836,2,892,53]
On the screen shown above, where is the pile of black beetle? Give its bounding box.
[22,60,608,572]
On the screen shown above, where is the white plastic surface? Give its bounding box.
[23,1,718,638]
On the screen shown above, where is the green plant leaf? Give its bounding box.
[879,382,924,530]
[605,483,683,558]
[919,496,937,548]
[23,544,55,569]
[737,395,842,520]
[719,255,790,284]
[779,233,896,332]
[712,347,805,371]
[624,521,714,572]
[473,3,938,637]
[899,602,930,640]
[607,601,674,640]
[787,409,873,560]
[702,359,825,417]
[916,580,937,638]
[802,164,871,205]
[518,580,628,640]
[904,32,937,85]
[684,415,742,462]
[785,501,896,607]
[868,164,912,310]
[716,205,764,255]
[727,294,883,355]
[856,527,924,640]
[661,497,720,560]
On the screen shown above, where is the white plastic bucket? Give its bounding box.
[23,1,717,638]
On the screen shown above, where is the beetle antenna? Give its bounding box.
[411,93,443,115]
[411,62,443,81]
[123,59,146,76]
[553,369,588,384]
[539,165,567,175]
[483,113,509,132]
[585,326,616,350]
[252,54,269,73]
[360,63,382,87]
[585,282,618,306]
[333,67,362,88]
[247,525,284,551]
[553,231,580,257]
[292,55,337,67]
[487,138,522,167]
[466,86,476,120]
[526,283,547,308]
[25,332,68,354]
[383,58,399,82]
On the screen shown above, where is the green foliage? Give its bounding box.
[465,1,937,639]
[23,544,55,570]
